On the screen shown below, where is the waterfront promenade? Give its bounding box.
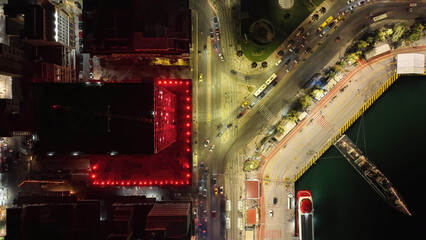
[256,45,426,240]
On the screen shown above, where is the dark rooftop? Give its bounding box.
[33,82,155,155]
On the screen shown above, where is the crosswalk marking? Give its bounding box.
[259,105,274,120]
[313,112,332,131]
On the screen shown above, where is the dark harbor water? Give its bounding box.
[296,76,426,240]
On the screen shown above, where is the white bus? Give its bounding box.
[253,73,277,97]
[373,13,387,22]
[238,218,243,231]
[226,200,231,212]
[253,84,267,97]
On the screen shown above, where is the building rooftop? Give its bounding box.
[246,180,260,199]
[33,82,156,155]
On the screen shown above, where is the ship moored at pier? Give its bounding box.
[334,135,412,216]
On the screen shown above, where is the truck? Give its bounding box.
[373,13,387,22]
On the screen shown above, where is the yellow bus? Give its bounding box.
[318,16,334,31]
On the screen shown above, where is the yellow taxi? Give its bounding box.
[214,188,218,196]
[199,73,203,82]
[241,100,249,108]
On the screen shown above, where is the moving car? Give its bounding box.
[203,140,210,147]
[199,187,203,195]
[209,145,215,152]
[335,36,341,42]
[211,211,216,218]
[217,131,223,137]
[203,189,207,197]
[226,123,233,129]
[285,59,291,65]
[213,177,217,185]
[219,53,225,61]
[275,59,282,66]
[410,2,417,7]
[220,187,224,195]
[236,112,243,119]
[204,167,208,175]
[241,100,249,108]
[269,210,273,217]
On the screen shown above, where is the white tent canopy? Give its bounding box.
[396,53,425,75]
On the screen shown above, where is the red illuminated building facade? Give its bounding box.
[89,80,193,187]
[32,79,192,187]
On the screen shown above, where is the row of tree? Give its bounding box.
[342,22,425,66]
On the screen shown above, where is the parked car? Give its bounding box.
[213,177,217,185]
[216,131,223,138]
[269,210,273,217]
[209,145,215,152]
[220,187,224,195]
[204,167,208,175]
[74,1,82,9]
[203,140,210,147]
[203,189,207,197]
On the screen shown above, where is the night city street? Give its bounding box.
[0,0,425,240]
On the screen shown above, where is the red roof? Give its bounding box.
[246,180,259,199]
[300,199,312,213]
[247,209,256,225]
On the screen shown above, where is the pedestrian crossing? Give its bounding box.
[313,112,332,131]
[258,105,274,121]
